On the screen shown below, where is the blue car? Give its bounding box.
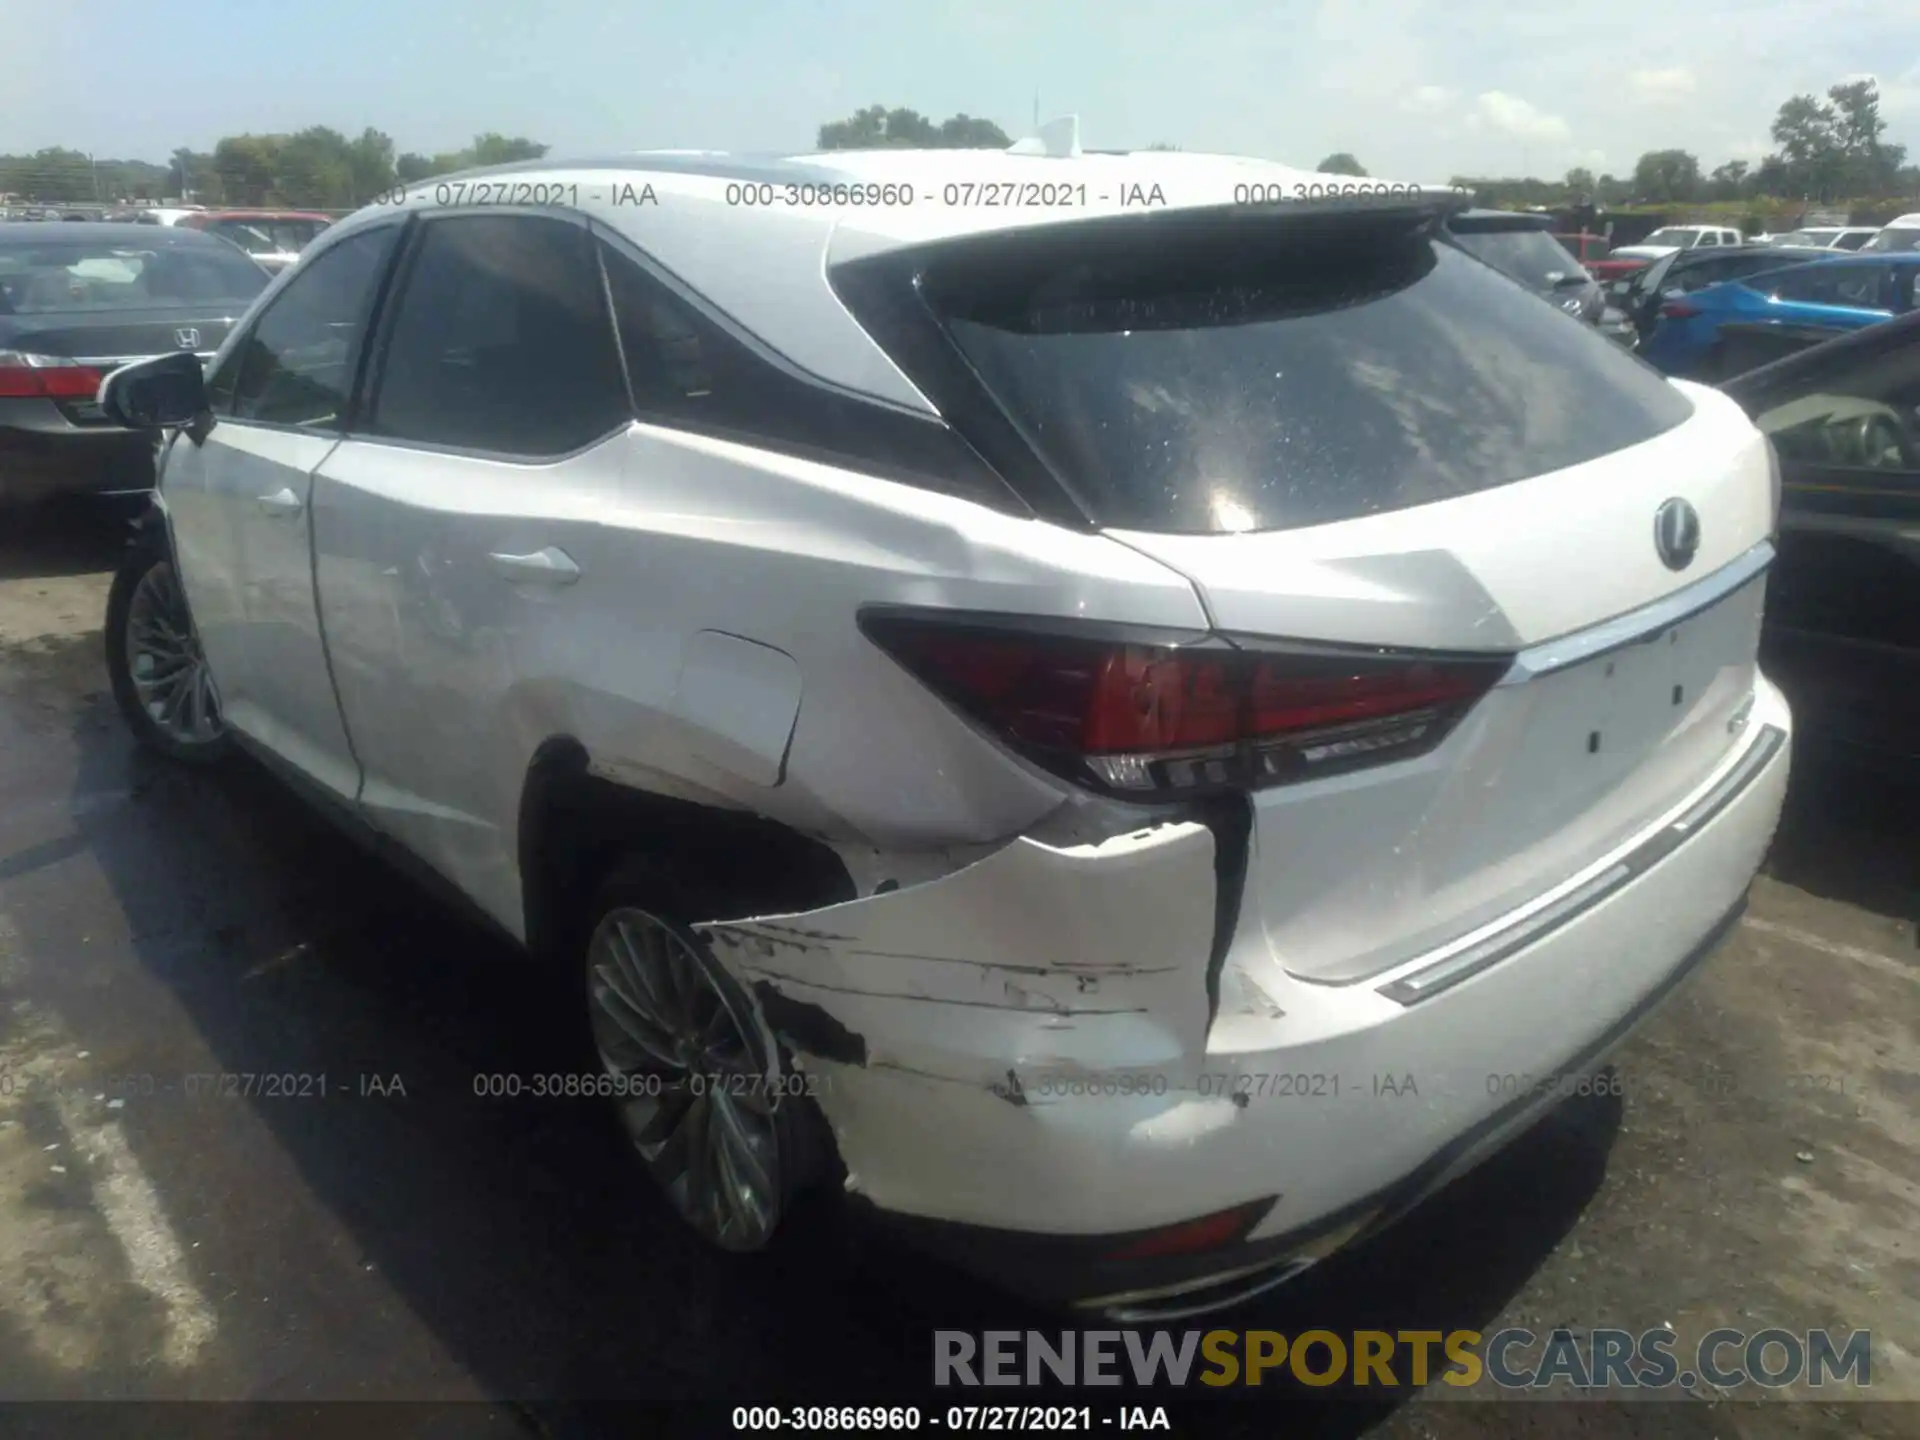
[1638,253,1920,379]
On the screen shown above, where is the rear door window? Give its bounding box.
[365,215,629,457]
[919,214,1695,533]
[1766,264,1890,310]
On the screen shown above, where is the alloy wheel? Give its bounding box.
[125,559,223,747]
[587,907,785,1251]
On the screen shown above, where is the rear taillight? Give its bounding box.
[862,612,1511,797]
[1659,299,1699,319]
[0,351,106,400]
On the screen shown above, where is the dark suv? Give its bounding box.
[1445,209,1604,325]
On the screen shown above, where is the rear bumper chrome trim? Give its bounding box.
[1378,721,1785,1005]
[1498,540,1774,685]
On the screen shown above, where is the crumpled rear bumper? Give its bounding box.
[697,682,1791,1312]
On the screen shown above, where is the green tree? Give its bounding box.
[468,133,549,166]
[1316,152,1367,177]
[1564,166,1596,197]
[212,134,280,205]
[817,105,1008,149]
[395,152,435,183]
[1630,148,1702,203]
[1708,159,1750,201]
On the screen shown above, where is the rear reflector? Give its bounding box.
[862,612,1511,797]
[0,351,106,400]
[1103,1199,1276,1262]
[1659,299,1699,319]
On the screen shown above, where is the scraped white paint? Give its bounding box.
[1742,916,1919,988]
[699,821,1219,1085]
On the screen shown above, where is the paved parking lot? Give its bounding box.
[0,504,1915,1437]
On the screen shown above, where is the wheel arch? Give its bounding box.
[515,735,858,964]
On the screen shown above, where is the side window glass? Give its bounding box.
[600,243,739,422]
[1770,265,1886,308]
[1751,339,1920,474]
[230,225,398,428]
[366,216,628,457]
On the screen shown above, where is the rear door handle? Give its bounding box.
[488,547,581,586]
[256,487,304,517]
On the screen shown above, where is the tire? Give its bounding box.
[104,525,231,766]
[578,854,834,1252]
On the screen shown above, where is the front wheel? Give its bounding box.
[104,529,230,765]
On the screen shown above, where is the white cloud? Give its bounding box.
[1400,84,1457,115]
[1469,91,1572,142]
[1627,66,1698,99]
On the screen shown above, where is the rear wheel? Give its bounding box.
[104,530,230,765]
[581,858,826,1251]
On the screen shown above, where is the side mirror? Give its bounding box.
[98,351,210,432]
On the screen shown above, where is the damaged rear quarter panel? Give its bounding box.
[697,820,1218,1087]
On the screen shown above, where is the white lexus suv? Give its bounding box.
[97,140,1791,1320]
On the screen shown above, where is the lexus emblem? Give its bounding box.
[1653,497,1701,571]
[174,327,201,350]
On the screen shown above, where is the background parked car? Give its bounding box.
[1721,309,1920,768]
[1863,213,1920,253]
[0,222,271,506]
[1446,209,1605,325]
[177,210,332,273]
[1637,254,1920,380]
[1614,243,1831,344]
[1553,231,1610,266]
[1769,227,1879,252]
[1607,223,1745,266]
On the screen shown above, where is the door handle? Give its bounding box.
[488,546,581,586]
[256,487,304,516]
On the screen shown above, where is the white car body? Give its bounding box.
[1864,213,1920,253]
[132,143,1791,1316]
[1769,226,1879,251]
[1610,224,1744,262]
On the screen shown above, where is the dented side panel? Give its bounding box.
[698,822,1219,1090]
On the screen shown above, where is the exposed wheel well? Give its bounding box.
[516,738,857,963]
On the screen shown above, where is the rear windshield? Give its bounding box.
[925,214,1694,533]
[211,219,328,255]
[1862,227,1920,253]
[0,240,269,314]
[1450,226,1587,288]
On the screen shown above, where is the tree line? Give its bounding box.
[1451,80,1916,210]
[0,128,549,207]
[9,80,1912,213]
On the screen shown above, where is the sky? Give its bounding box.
[6,0,1920,181]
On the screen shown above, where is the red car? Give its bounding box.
[1555,232,1651,282]
[176,209,332,273]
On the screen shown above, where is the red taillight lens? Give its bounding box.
[863,613,1510,796]
[0,351,106,399]
[1659,299,1699,319]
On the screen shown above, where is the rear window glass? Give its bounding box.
[1450,226,1587,288]
[0,240,268,314]
[925,215,1695,533]
[1863,227,1920,253]
[212,219,328,255]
